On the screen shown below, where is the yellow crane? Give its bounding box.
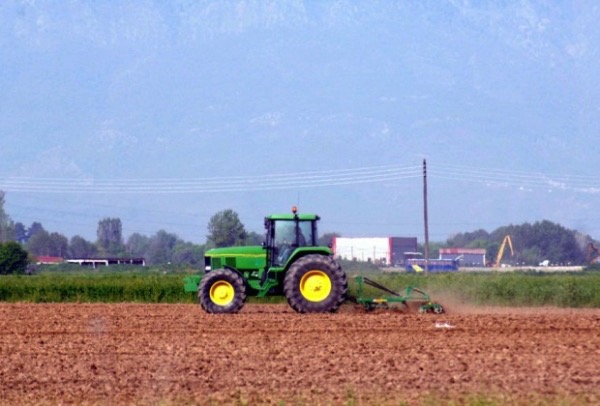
[494,235,514,267]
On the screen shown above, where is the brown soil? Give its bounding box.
[1,303,599,405]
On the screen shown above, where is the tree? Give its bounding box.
[146,230,179,265]
[27,230,52,256]
[13,222,28,244]
[0,241,29,274]
[172,242,205,266]
[207,209,247,248]
[446,229,489,248]
[96,218,124,256]
[0,191,15,243]
[520,246,542,265]
[26,230,69,257]
[68,235,97,258]
[446,220,587,265]
[244,231,264,246]
[489,221,585,265]
[318,232,341,247]
[27,222,45,240]
[126,233,150,257]
[49,232,68,257]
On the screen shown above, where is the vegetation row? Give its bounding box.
[1,267,599,308]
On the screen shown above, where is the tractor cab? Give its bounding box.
[264,206,319,267]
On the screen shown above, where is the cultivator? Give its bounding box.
[353,275,444,313]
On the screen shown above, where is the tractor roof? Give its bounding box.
[266,213,320,221]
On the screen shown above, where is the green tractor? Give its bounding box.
[184,207,347,314]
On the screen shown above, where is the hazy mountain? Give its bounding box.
[1,1,599,242]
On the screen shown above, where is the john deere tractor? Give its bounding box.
[184,207,347,314]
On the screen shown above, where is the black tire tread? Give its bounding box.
[198,269,246,314]
[283,254,347,313]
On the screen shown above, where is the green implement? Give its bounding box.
[354,275,444,313]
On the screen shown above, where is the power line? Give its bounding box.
[3,163,599,194]
[0,165,422,193]
[431,164,600,192]
[5,162,600,241]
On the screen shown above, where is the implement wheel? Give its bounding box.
[199,269,246,314]
[284,255,347,313]
[418,303,444,314]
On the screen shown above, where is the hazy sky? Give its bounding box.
[1,1,599,243]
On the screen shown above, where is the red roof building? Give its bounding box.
[36,256,64,265]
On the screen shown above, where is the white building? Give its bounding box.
[332,237,418,265]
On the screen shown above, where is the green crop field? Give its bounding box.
[353,270,600,308]
[1,265,599,307]
[0,270,192,303]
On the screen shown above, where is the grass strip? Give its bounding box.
[1,268,599,307]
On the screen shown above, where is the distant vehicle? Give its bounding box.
[587,243,600,264]
[406,258,458,273]
[539,260,550,267]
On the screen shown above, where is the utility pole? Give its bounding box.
[423,159,430,274]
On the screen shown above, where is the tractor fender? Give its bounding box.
[284,247,334,270]
[184,265,244,293]
[222,265,245,281]
[221,265,256,292]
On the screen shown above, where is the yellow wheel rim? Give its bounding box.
[299,270,331,302]
[209,281,235,306]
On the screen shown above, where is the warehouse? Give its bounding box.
[439,248,486,267]
[332,237,418,266]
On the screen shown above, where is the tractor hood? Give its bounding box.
[205,246,266,272]
[206,246,265,257]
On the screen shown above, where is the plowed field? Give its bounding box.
[1,303,599,405]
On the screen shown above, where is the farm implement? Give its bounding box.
[353,275,444,313]
[184,207,444,315]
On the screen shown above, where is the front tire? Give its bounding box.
[284,255,347,313]
[199,269,246,314]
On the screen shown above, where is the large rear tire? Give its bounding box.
[283,255,347,313]
[199,269,246,314]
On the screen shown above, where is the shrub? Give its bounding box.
[0,242,29,275]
